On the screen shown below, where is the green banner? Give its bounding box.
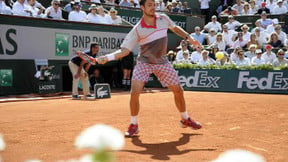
[146,69,288,94]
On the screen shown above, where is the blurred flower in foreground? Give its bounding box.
[74,124,125,162]
[75,124,125,151]
[0,134,5,151]
[211,149,266,162]
[24,160,42,162]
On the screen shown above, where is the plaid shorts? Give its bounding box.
[132,62,180,87]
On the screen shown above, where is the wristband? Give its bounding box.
[106,53,116,61]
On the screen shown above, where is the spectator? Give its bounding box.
[245,44,257,60]
[262,44,277,64]
[234,49,251,66]
[27,0,45,18]
[266,0,277,12]
[251,19,265,33]
[274,24,287,44]
[130,0,140,8]
[190,26,206,45]
[181,1,191,14]
[273,49,288,66]
[224,15,242,30]
[272,0,288,14]
[0,0,12,14]
[210,33,226,51]
[266,18,279,34]
[215,52,229,66]
[268,32,283,48]
[222,24,237,48]
[109,8,122,25]
[165,2,173,12]
[24,0,44,10]
[232,0,244,15]
[242,2,253,15]
[190,46,202,64]
[220,6,238,16]
[106,0,116,6]
[229,46,242,63]
[246,33,260,49]
[256,2,270,14]
[155,0,165,11]
[204,15,222,33]
[206,28,217,45]
[232,31,248,49]
[167,50,176,64]
[199,0,211,24]
[64,0,74,13]
[119,0,130,7]
[251,49,266,65]
[176,51,191,64]
[87,4,98,23]
[91,0,101,4]
[45,0,63,20]
[12,0,32,16]
[198,50,215,66]
[241,24,251,42]
[68,2,87,22]
[249,0,258,14]
[208,44,219,60]
[259,11,273,29]
[95,5,113,24]
[254,27,268,47]
[175,40,190,62]
[171,0,180,13]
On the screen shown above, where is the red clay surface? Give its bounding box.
[0,91,287,162]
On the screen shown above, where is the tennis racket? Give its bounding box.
[75,51,97,65]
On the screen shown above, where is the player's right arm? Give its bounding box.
[97,48,130,64]
[97,26,138,64]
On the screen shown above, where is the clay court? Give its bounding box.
[0,90,287,162]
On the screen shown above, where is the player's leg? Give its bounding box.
[125,62,151,137]
[68,61,81,99]
[154,63,202,130]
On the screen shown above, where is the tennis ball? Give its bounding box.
[216,52,224,60]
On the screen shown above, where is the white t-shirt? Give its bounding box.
[222,30,237,47]
[45,6,62,20]
[92,14,113,24]
[235,58,251,66]
[190,51,202,64]
[262,52,277,64]
[204,21,222,32]
[199,0,211,9]
[251,57,266,65]
[271,5,287,14]
[12,1,31,16]
[0,1,12,15]
[68,10,87,22]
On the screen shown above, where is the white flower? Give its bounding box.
[0,134,5,151]
[78,154,94,162]
[74,124,125,151]
[24,160,42,162]
[211,149,266,162]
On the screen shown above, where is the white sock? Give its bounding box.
[130,116,138,125]
[181,111,189,120]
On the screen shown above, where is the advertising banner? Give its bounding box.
[0,24,127,60]
[146,69,288,94]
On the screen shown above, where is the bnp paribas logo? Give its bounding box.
[55,33,69,56]
[0,69,12,87]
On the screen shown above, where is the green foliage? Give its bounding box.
[173,63,287,70]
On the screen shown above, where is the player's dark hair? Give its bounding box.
[90,43,99,49]
[139,0,148,6]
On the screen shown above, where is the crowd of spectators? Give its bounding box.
[1,0,288,68]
